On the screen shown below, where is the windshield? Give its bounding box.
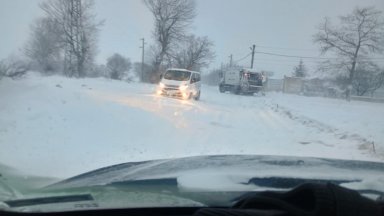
[163,70,191,81]
[247,73,261,80]
[0,0,384,213]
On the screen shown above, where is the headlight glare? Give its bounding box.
[179,85,188,91]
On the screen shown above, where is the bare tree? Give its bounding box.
[292,59,307,78]
[0,59,8,79]
[87,64,107,78]
[39,0,102,77]
[143,0,196,76]
[203,68,222,86]
[171,35,215,71]
[146,44,169,83]
[106,53,132,80]
[25,17,63,74]
[0,57,30,79]
[353,62,384,96]
[314,7,384,100]
[133,62,152,83]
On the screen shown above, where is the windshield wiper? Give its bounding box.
[4,194,93,208]
[0,179,21,200]
[243,177,359,189]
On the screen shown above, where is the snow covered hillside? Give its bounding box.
[0,72,383,178]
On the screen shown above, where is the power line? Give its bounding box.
[252,58,321,64]
[256,45,318,51]
[234,52,252,63]
[254,51,384,61]
[255,51,335,60]
[225,48,384,71]
[253,45,384,61]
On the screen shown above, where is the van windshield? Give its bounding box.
[164,70,191,81]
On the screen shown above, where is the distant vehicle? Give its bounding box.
[219,68,266,95]
[157,68,201,100]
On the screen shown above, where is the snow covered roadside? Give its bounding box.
[0,72,383,178]
[267,92,384,159]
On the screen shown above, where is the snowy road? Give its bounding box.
[0,73,383,178]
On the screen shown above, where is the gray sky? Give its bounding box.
[0,0,383,78]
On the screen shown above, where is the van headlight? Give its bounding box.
[179,85,188,91]
[159,82,165,88]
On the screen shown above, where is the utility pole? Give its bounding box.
[140,38,146,82]
[250,44,255,69]
[229,54,233,67]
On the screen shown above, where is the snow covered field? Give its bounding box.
[0,73,383,178]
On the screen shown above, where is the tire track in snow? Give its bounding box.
[265,102,381,159]
[87,90,199,129]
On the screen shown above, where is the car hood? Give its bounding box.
[1,155,383,212]
[49,155,384,192]
[161,79,188,86]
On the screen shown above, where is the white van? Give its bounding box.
[157,68,201,100]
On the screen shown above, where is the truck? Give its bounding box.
[219,68,266,95]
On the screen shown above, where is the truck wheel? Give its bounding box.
[234,86,241,95]
[194,91,200,101]
[219,85,225,93]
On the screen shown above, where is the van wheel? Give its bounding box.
[194,91,200,101]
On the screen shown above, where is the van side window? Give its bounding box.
[196,73,201,82]
[191,73,197,83]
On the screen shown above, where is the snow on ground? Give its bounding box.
[267,92,384,149]
[0,72,383,178]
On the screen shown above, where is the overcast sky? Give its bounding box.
[0,0,383,77]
